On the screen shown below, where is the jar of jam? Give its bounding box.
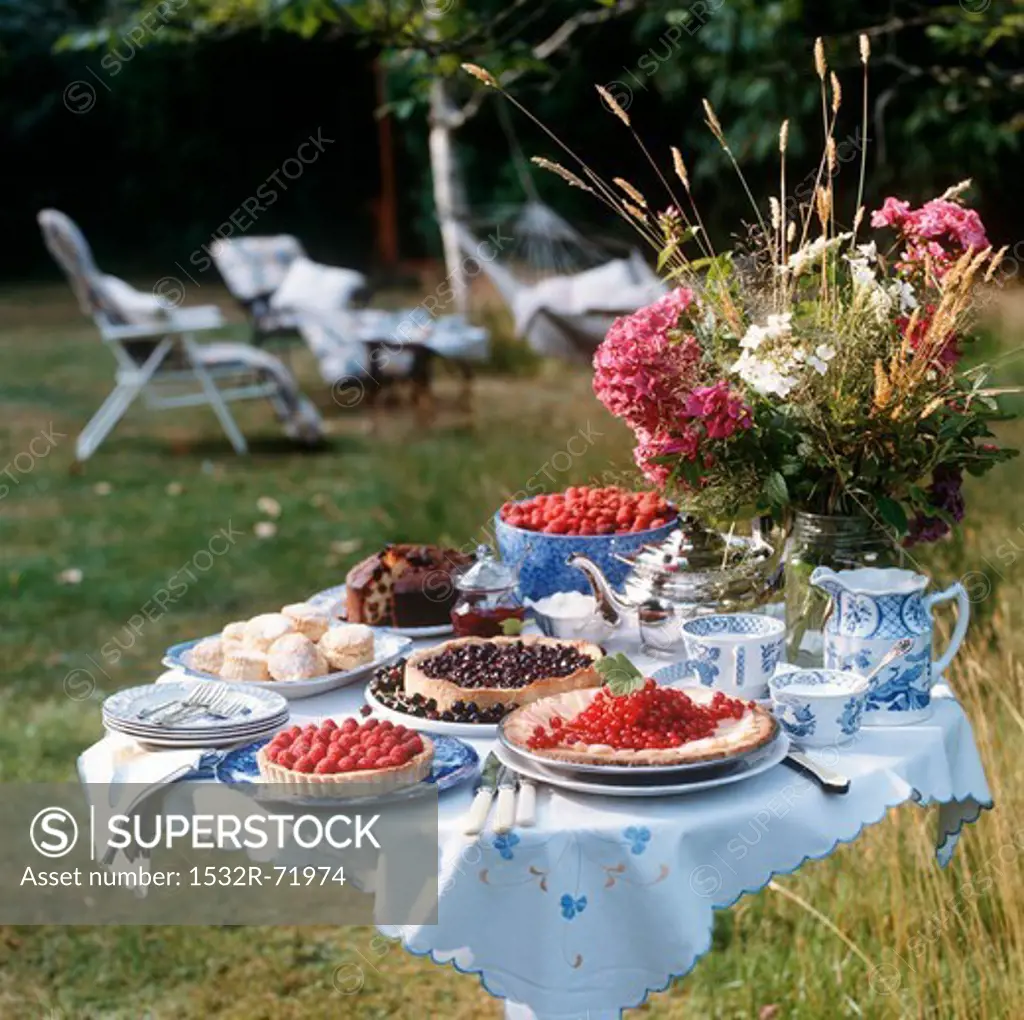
[451,545,526,638]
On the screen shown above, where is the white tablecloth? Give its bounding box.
[79,638,992,1019]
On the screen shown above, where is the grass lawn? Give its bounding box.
[2,282,1024,1018]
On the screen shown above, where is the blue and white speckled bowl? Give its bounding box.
[494,509,679,602]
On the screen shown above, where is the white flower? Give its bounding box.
[740,323,769,350]
[847,257,876,290]
[856,241,878,261]
[815,343,837,361]
[890,278,918,312]
[739,312,792,350]
[732,351,797,397]
[784,232,853,277]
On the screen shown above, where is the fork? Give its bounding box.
[141,685,212,724]
[157,685,236,727]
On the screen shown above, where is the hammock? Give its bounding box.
[458,104,664,361]
[457,211,664,362]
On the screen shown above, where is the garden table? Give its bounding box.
[79,633,992,1019]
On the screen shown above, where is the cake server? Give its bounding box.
[783,751,850,794]
[463,751,502,836]
[492,767,519,835]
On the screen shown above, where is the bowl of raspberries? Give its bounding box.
[495,486,678,600]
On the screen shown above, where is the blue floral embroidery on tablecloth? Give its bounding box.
[623,826,651,855]
[492,833,520,860]
[560,894,587,920]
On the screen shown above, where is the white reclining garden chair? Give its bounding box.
[212,235,490,402]
[38,210,323,461]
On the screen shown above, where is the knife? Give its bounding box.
[783,750,850,794]
[515,772,537,827]
[492,767,518,834]
[463,751,502,835]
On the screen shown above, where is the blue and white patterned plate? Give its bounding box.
[104,681,288,729]
[215,734,479,804]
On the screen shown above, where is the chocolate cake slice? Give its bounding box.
[345,544,472,628]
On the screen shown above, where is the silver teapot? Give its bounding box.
[568,516,779,655]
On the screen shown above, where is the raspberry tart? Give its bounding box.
[503,680,776,767]
[404,635,604,711]
[258,719,433,796]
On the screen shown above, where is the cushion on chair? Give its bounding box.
[270,256,368,314]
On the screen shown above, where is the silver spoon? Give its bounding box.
[863,637,915,684]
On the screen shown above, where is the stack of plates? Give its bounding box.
[102,681,289,749]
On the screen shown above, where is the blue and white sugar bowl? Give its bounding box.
[769,669,869,748]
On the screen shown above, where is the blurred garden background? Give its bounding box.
[2,1,1024,1017]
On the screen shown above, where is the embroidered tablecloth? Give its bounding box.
[79,638,991,1019]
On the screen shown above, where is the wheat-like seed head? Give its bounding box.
[670,146,690,189]
[769,197,781,231]
[779,120,789,154]
[940,179,973,202]
[462,63,497,88]
[985,246,1009,282]
[859,34,871,65]
[595,85,631,127]
[702,99,726,146]
[826,137,837,174]
[530,157,592,193]
[814,38,827,80]
[830,71,842,114]
[815,186,831,230]
[621,201,647,222]
[613,178,647,207]
[873,359,892,411]
[787,221,797,243]
[853,206,865,232]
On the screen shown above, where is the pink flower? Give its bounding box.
[871,197,911,229]
[593,288,700,432]
[681,381,753,440]
[871,195,989,274]
[632,425,701,487]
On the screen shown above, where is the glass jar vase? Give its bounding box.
[784,512,901,666]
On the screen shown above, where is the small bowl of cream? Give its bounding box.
[769,668,869,748]
[526,591,614,643]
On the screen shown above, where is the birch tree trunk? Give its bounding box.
[428,77,469,315]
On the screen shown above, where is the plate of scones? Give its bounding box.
[164,600,412,699]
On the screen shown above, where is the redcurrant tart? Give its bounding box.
[258,718,433,796]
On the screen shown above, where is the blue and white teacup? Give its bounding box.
[769,669,869,748]
[680,613,786,699]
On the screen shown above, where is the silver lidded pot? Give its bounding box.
[567,515,779,655]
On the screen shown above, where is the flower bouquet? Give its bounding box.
[464,39,1017,550]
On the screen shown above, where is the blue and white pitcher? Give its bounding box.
[809,567,970,724]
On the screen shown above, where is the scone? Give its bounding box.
[245,613,295,652]
[319,624,375,672]
[267,632,328,682]
[220,648,271,682]
[188,636,224,674]
[281,602,330,642]
[221,621,248,648]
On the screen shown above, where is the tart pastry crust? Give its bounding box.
[404,635,603,711]
[504,687,777,766]
[257,737,434,797]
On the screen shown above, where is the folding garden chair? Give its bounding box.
[37,210,323,461]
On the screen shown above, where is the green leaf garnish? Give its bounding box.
[500,617,525,636]
[595,653,645,696]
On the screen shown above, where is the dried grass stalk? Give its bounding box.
[595,85,631,127]
[613,178,647,207]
